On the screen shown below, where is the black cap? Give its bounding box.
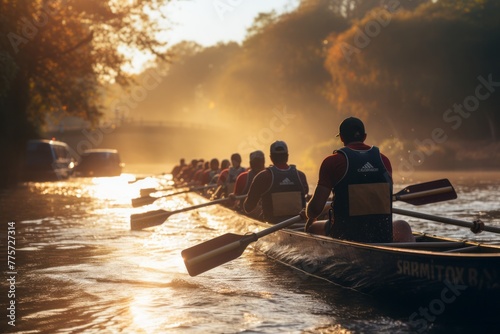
[270,141,288,154]
[336,117,365,140]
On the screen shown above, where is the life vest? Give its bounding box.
[331,146,393,243]
[241,169,258,195]
[261,165,306,224]
[225,166,246,194]
[207,169,220,184]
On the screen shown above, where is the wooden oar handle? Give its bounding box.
[169,195,247,215]
[393,207,500,234]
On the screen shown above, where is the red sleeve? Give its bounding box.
[217,169,229,185]
[243,169,271,213]
[234,172,248,195]
[317,153,347,189]
[201,170,210,185]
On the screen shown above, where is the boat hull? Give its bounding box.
[256,229,500,302]
[185,192,500,320]
[214,198,500,309]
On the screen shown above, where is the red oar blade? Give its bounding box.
[393,179,457,205]
[182,233,257,277]
[130,209,171,230]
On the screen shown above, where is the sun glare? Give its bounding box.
[89,175,138,202]
[119,45,157,75]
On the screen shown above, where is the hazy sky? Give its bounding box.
[163,0,300,46]
[125,0,299,73]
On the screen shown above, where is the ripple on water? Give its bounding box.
[2,171,499,333]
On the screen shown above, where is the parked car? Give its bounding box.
[22,139,75,181]
[74,149,124,177]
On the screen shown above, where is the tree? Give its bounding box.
[324,0,500,141]
[210,2,349,135]
[0,0,172,187]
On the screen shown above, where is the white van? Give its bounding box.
[22,139,75,181]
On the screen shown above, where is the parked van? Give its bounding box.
[22,139,75,181]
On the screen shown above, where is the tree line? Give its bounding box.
[130,0,500,174]
[1,0,499,187]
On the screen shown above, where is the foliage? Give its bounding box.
[1,0,170,123]
[138,1,349,143]
[0,0,172,186]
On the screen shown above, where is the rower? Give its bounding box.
[305,117,414,243]
[212,153,246,200]
[243,141,309,224]
[227,150,266,218]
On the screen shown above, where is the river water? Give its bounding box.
[1,168,499,334]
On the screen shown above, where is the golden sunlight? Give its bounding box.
[90,175,138,202]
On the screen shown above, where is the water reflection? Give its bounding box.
[0,171,499,333]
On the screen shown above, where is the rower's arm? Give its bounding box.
[306,185,331,220]
[243,171,268,213]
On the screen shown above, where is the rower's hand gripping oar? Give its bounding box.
[131,184,217,208]
[181,215,303,277]
[181,178,457,276]
[130,195,247,230]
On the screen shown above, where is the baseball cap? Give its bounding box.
[336,117,365,138]
[249,150,265,161]
[270,140,288,154]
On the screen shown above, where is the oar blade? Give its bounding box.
[140,188,158,197]
[394,178,457,205]
[182,233,256,276]
[130,209,170,230]
[131,195,158,208]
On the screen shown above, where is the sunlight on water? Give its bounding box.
[89,175,141,202]
[129,293,164,332]
[1,171,499,333]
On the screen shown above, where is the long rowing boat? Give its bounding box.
[180,192,500,313]
[130,176,500,317]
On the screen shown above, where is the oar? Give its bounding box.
[392,178,456,205]
[130,195,247,230]
[139,183,193,196]
[180,179,457,276]
[140,184,185,197]
[181,215,303,276]
[140,187,163,197]
[393,208,500,234]
[131,184,217,208]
